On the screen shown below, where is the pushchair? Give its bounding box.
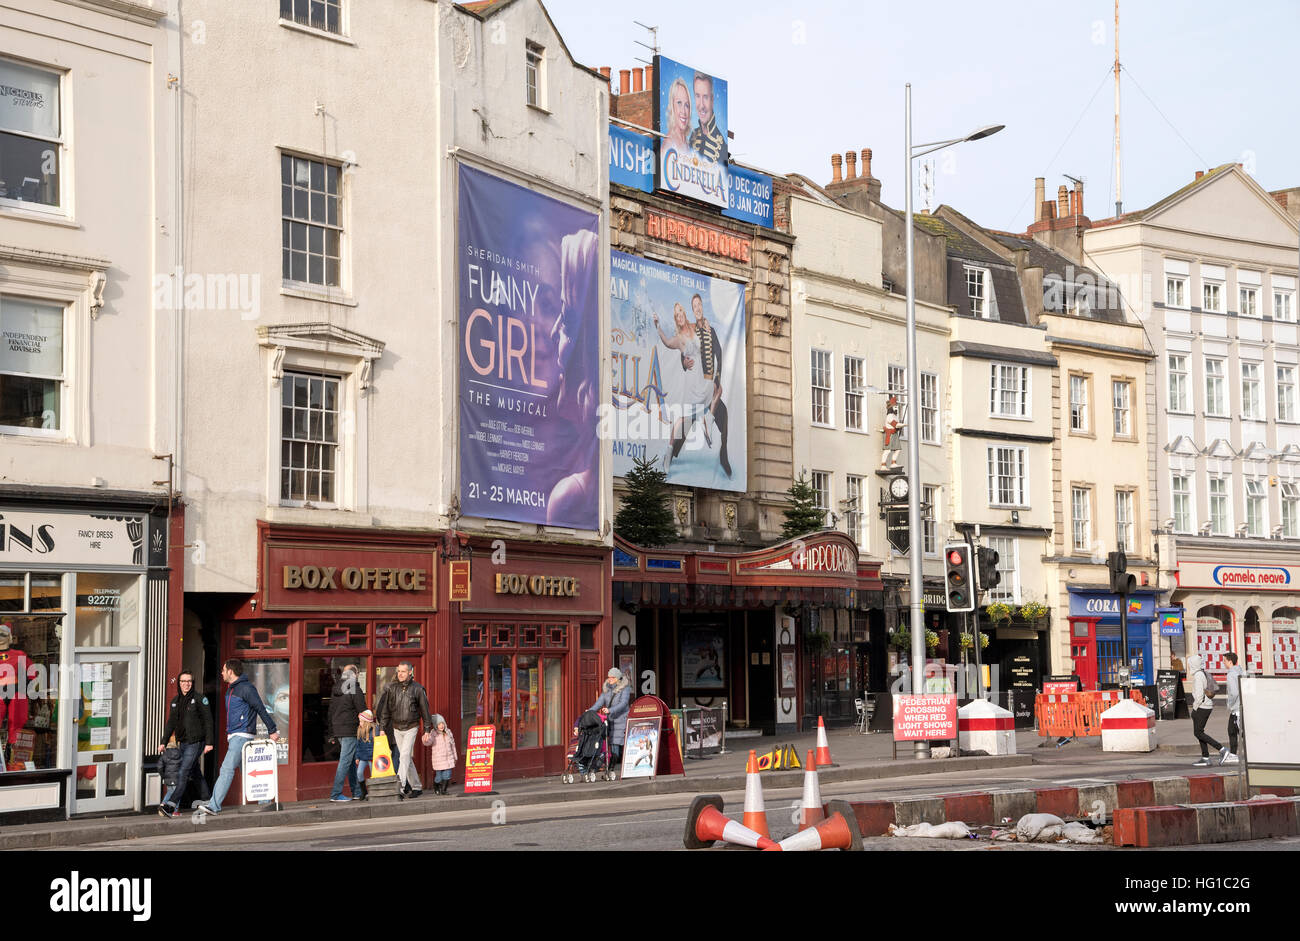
[561,710,618,783]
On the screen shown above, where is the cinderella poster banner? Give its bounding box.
[653,55,729,208]
[458,164,600,530]
[609,250,746,492]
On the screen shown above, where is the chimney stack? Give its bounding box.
[831,153,843,184]
[619,69,631,96]
[1195,170,1205,180]
[1057,185,1069,220]
[844,150,857,181]
[1034,178,1045,223]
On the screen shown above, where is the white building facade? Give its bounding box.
[0,0,175,821]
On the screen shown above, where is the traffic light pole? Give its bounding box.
[968,534,983,701]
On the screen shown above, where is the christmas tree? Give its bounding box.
[614,454,678,547]
[781,470,827,540]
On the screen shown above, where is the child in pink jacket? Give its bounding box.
[423,714,458,795]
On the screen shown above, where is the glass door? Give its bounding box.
[72,654,136,813]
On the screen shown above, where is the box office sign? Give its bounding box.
[0,508,146,567]
[463,554,604,615]
[263,544,436,611]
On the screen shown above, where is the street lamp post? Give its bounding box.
[904,84,1002,758]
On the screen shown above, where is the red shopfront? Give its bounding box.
[221,524,442,803]
[444,538,610,780]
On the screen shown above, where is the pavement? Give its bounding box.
[1,710,1242,850]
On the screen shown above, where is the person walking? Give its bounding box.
[378,662,432,798]
[1223,651,1245,764]
[1186,654,1228,767]
[354,709,376,801]
[424,714,457,795]
[194,659,280,816]
[157,671,214,817]
[327,661,367,802]
[590,668,632,767]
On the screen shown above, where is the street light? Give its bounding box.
[904,84,1003,759]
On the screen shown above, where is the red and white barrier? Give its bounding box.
[1100,698,1156,753]
[957,699,1016,755]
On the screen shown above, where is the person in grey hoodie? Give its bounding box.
[1223,651,1244,764]
[1186,654,1228,767]
[590,668,632,766]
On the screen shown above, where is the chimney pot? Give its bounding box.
[1075,180,1084,216]
[861,148,873,179]
[1195,170,1204,180]
[632,69,643,93]
[1057,185,1069,220]
[1034,177,1046,223]
[845,150,857,181]
[645,65,654,90]
[831,153,843,184]
[619,69,631,96]
[599,67,611,81]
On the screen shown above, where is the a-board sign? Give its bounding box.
[464,725,496,793]
[683,707,725,757]
[1155,670,1182,720]
[621,716,662,779]
[1241,677,1300,788]
[892,694,957,741]
[1043,675,1082,696]
[241,740,278,803]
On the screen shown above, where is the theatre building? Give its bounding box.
[612,532,883,733]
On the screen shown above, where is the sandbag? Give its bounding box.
[1015,813,1066,842]
[887,821,972,839]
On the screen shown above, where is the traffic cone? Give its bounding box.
[765,800,863,852]
[683,795,778,851]
[742,749,771,839]
[797,750,824,832]
[815,716,837,767]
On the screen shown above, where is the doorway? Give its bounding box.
[746,611,775,734]
[72,654,137,814]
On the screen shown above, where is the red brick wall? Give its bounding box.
[610,90,654,131]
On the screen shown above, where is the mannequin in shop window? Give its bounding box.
[0,623,36,767]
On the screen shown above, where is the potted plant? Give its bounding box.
[986,601,1014,624]
[1019,600,1049,622]
[890,627,911,650]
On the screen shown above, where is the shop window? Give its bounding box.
[520,624,541,648]
[306,621,368,650]
[491,625,515,648]
[463,623,487,648]
[580,624,595,649]
[0,576,22,612]
[1,613,62,772]
[241,660,291,762]
[30,575,61,610]
[233,622,290,651]
[302,656,367,764]
[376,622,421,649]
[74,573,140,647]
[545,624,568,648]
[461,647,565,753]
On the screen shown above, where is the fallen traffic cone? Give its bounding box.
[796,750,825,832]
[815,716,837,767]
[683,795,778,851]
[742,749,771,839]
[765,800,863,852]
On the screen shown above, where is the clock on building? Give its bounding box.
[889,476,910,502]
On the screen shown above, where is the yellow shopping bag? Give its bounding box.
[371,732,397,779]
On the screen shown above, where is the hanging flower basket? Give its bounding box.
[890,628,911,650]
[925,629,940,650]
[959,631,990,650]
[986,602,1014,623]
[1019,601,1049,622]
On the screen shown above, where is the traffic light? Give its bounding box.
[1108,550,1136,596]
[944,542,975,612]
[977,546,1001,597]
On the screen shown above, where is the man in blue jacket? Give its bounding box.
[195,659,280,815]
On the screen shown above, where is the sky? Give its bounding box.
[544,0,1300,232]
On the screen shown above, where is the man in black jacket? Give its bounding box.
[158,671,214,817]
[378,662,432,798]
[328,661,368,802]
